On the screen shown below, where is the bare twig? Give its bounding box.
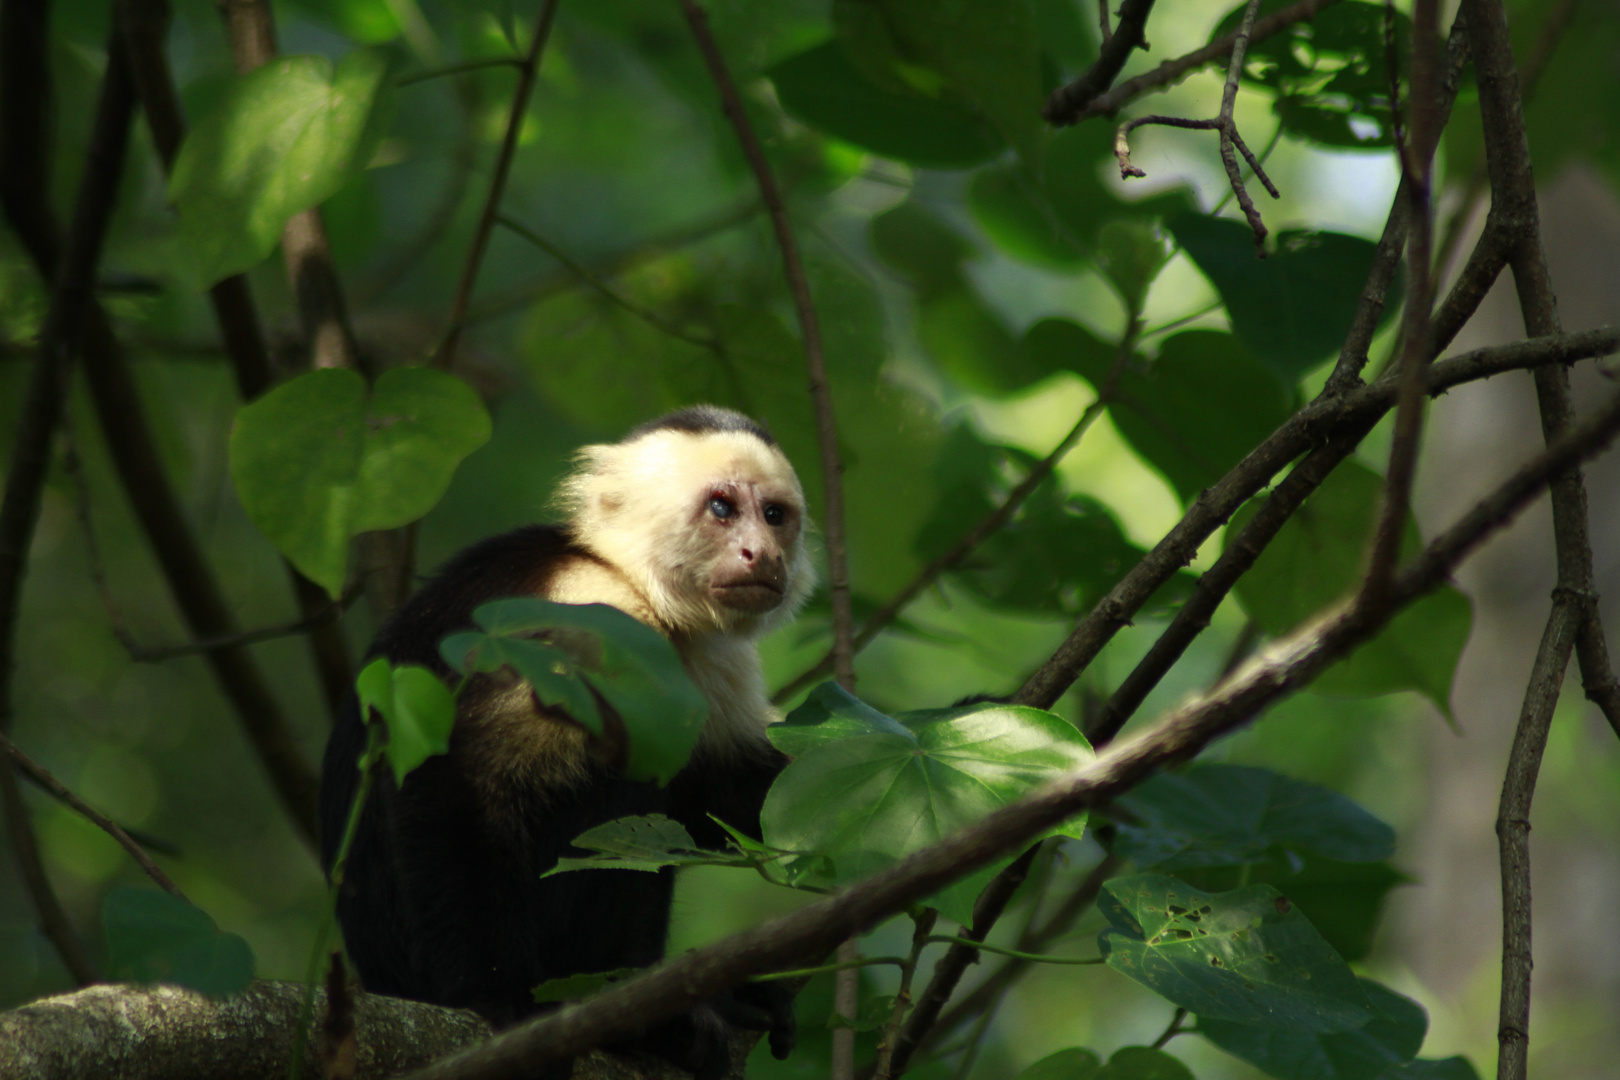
[1359,0,1442,610]
[0,732,186,901]
[1097,0,1113,44]
[434,0,562,373]
[1112,0,1279,251]
[1063,0,1345,124]
[871,909,937,1080]
[1151,1008,1188,1049]
[497,216,723,352]
[397,382,1620,1080]
[773,334,1136,704]
[1043,0,1156,126]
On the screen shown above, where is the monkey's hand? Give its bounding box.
[716,980,797,1061]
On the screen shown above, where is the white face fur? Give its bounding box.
[559,427,815,638]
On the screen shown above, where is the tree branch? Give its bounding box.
[433,0,562,373]
[1042,0,1156,126]
[393,381,1620,1080]
[1057,0,1345,125]
[0,733,185,901]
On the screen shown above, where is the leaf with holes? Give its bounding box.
[1098,875,1372,1032]
[230,367,490,597]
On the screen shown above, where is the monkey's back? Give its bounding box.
[318,526,677,1024]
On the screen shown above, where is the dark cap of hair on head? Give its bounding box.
[628,405,777,447]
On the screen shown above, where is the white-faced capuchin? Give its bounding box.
[319,406,813,1078]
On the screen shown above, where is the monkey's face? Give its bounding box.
[696,477,801,616]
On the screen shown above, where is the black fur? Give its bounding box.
[320,525,793,1075]
[627,404,777,447]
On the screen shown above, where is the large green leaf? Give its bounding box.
[103,888,255,998]
[442,599,707,785]
[763,685,1092,921]
[1227,461,1472,715]
[1113,764,1396,871]
[1104,331,1294,505]
[1098,875,1372,1032]
[230,367,491,597]
[1046,124,1196,249]
[833,0,1045,167]
[1199,978,1426,1080]
[355,657,457,787]
[968,162,1088,269]
[169,50,394,287]
[768,40,1005,168]
[1169,214,1384,385]
[1378,1059,1480,1080]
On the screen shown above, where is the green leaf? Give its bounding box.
[354,657,456,786]
[1227,461,1472,715]
[1046,124,1196,249]
[1113,764,1396,871]
[1096,220,1174,313]
[103,888,256,998]
[230,367,491,596]
[768,41,1005,168]
[1199,978,1426,1080]
[1098,1046,1198,1080]
[1377,1058,1480,1080]
[1168,214,1384,385]
[169,50,394,287]
[1097,874,1372,1032]
[763,693,1092,921]
[1176,857,1408,964]
[543,814,748,876]
[827,992,898,1032]
[1016,1047,1103,1080]
[834,0,1046,167]
[1103,331,1294,505]
[452,599,708,785]
[968,163,1088,269]
[531,967,641,1004]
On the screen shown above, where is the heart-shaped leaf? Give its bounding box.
[230,367,491,596]
[355,657,456,786]
[1199,977,1427,1080]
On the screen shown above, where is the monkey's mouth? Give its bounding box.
[713,579,785,612]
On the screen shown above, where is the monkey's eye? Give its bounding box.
[763,504,786,526]
[708,495,736,520]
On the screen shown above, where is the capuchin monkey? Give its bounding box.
[319,406,812,1079]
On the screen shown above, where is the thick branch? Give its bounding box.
[396,382,1620,1080]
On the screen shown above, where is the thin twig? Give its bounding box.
[1359,0,1441,611]
[434,0,562,372]
[398,382,1620,1080]
[1043,0,1157,125]
[871,909,937,1080]
[1112,0,1279,251]
[1064,0,1345,124]
[673,5,858,1073]
[496,215,723,352]
[0,733,187,901]
[1097,0,1113,43]
[1151,1008,1188,1049]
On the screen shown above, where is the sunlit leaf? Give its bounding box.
[230,367,491,596]
[170,50,394,287]
[355,657,456,786]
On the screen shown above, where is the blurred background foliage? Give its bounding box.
[4,0,1620,1076]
